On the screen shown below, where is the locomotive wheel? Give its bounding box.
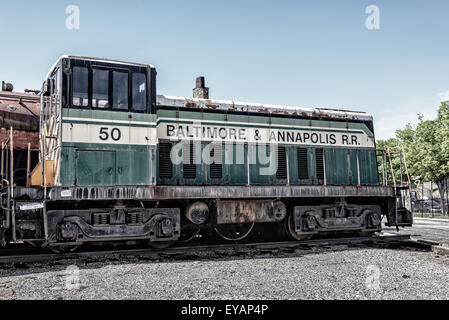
[285,214,313,241]
[26,241,45,249]
[48,245,81,254]
[356,231,376,237]
[179,227,201,243]
[148,241,175,249]
[214,223,255,241]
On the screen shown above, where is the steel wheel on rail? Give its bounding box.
[214,223,255,242]
[179,227,201,243]
[285,213,313,241]
[26,241,45,249]
[47,245,82,254]
[148,241,175,249]
[356,231,376,237]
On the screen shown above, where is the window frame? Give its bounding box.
[91,67,111,110]
[112,69,130,111]
[131,72,148,112]
[297,147,309,181]
[71,66,90,108]
[68,58,151,114]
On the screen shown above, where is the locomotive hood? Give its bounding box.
[156,94,373,122]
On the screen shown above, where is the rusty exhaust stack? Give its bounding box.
[193,76,209,99]
[1,81,13,92]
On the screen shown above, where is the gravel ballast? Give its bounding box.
[0,246,448,300]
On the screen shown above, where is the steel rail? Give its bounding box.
[0,233,432,265]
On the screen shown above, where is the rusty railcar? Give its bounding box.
[0,84,40,188]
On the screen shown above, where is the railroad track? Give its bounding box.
[0,233,438,265]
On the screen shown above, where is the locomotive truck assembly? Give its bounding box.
[0,56,413,252]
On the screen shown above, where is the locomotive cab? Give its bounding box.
[21,56,181,249]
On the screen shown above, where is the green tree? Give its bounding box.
[397,101,449,214]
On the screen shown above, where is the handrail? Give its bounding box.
[9,127,13,198]
[0,180,10,211]
[400,145,413,194]
[0,180,11,230]
[386,146,397,194]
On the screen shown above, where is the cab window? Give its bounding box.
[113,71,129,110]
[132,73,146,111]
[69,60,150,113]
[92,69,109,108]
[72,67,88,107]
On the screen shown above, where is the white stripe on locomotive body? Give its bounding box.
[157,121,375,148]
[63,117,155,126]
[62,122,158,146]
[61,117,375,148]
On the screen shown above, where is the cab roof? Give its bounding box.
[45,55,154,79]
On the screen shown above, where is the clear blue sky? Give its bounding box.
[1,0,448,139]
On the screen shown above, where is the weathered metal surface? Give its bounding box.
[46,208,180,244]
[1,82,13,92]
[152,185,394,201]
[385,187,413,227]
[61,148,154,187]
[193,77,209,99]
[157,94,373,122]
[293,204,382,237]
[0,91,40,149]
[0,91,40,128]
[157,143,378,187]
[11,187,44,200]
[48,185,155,201]
[46,185,395,201]
[185,201,209,224]
[13,200,44,240]
[216,200,286,224]
[0,128,39,150]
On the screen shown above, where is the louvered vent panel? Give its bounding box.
[298,148,309,180]
[210,144,223,180]
[159,142,173,179]
[276,146,287,179]
[183,143,197,179]
[315,148,325,181]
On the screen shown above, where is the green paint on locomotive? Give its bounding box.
[60,145,155,187]
[156,109,379,187]
[156,142,378,187]
[59,109,156,187]
[57,107,378,187]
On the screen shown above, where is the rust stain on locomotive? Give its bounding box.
[185,102,197,108]
[0,91,40,149]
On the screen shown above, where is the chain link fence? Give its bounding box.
[411,179,448,218]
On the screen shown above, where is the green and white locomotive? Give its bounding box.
[0,56,412,250]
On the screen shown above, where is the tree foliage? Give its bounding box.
[397,103,449,184]
[385,101,449,212]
